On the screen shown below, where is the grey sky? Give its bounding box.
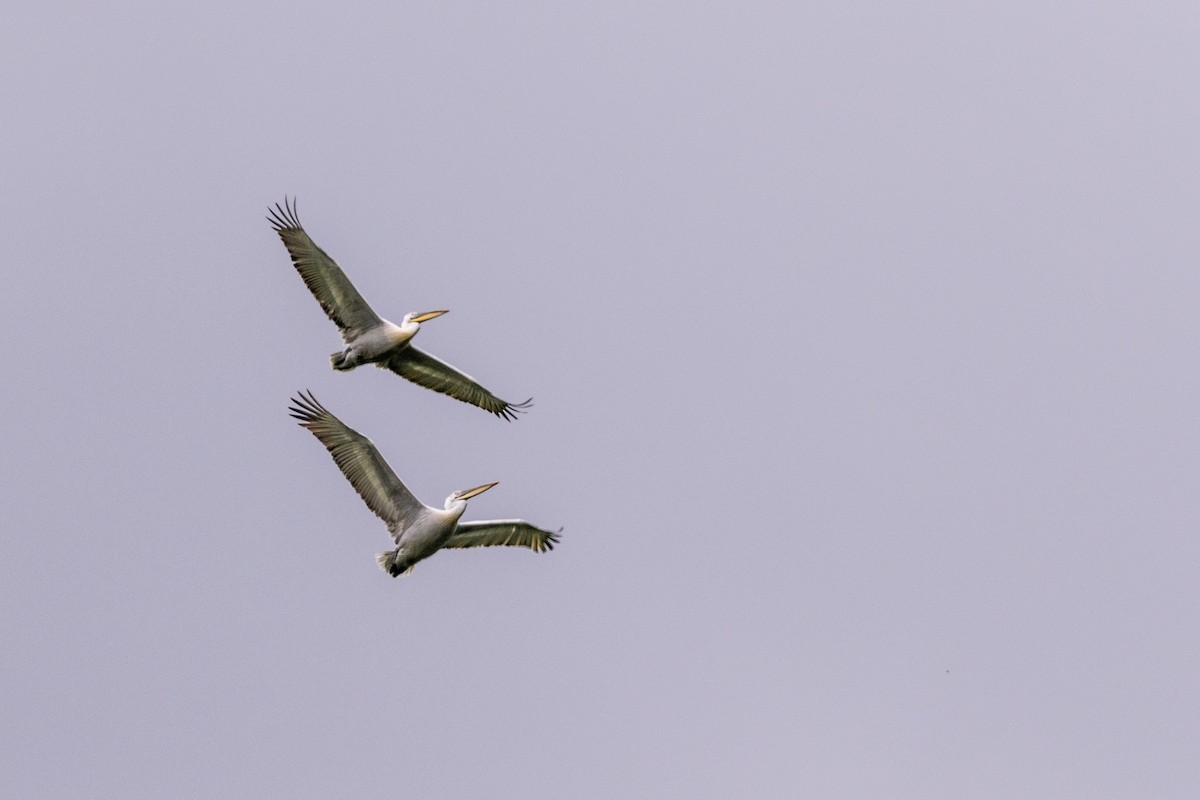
[3,2,1198,797]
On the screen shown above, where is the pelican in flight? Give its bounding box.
[288,391,560,577]
[269,197,531,421]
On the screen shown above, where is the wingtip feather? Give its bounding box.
[497,398,534,422]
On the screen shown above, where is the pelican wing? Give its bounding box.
[288,391,425,528]
[268,198,382,341]
[442,520,561,553]
[383,346,532,421]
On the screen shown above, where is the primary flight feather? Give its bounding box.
[269,197,531,420]
[288,391,560,577]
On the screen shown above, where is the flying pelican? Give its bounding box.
[288,391,560,577]
[269,197,531,421]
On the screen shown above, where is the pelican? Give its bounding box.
[288,391,560,577]
[269,197,531,421]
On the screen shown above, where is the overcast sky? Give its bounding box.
[3,2,1199,797]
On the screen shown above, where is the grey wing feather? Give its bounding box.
[268,197,382,342]
[384,346,532,421]
[442,520,561,553]
[288,391,425,529]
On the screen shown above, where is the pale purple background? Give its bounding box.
[3,2,1199,797]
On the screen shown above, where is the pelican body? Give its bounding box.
[288,391,560,576]
[269,197,531,420]
[329,308,448,372]
[375,479,498,575]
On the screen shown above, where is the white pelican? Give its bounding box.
[289,391,560,577]
[269,197,531,421]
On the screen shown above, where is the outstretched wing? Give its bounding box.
[268,197,382,342]
[288,391,426,530]
[442,520,561,553]
[384,346,532,421]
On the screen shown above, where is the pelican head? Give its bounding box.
[406,309,449,325]
[445,481,498,509]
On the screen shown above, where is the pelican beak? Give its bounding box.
[457,481,499,500]
[410,309,449,323]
